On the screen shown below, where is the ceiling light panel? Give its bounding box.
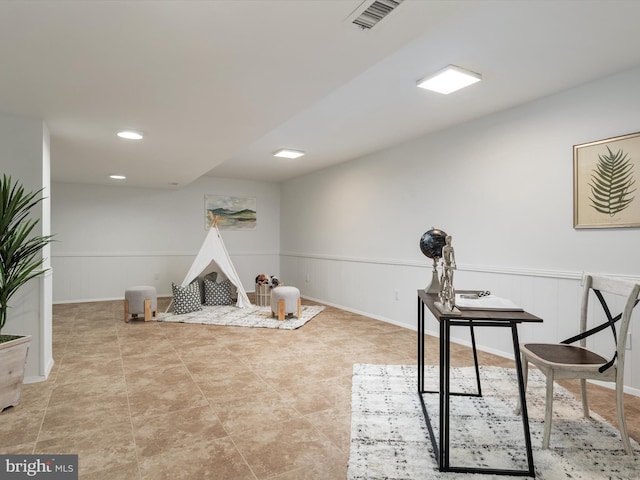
[273,149,305,159]
[417,65,482,95]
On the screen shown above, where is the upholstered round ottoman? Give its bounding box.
[124,285,157,322]
[270,286,301,321]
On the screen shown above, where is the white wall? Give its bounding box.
[0,112,53,382]
[280,67,640,393]
[51,176,280,302]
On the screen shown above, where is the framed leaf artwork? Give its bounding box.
[574,132,639,228]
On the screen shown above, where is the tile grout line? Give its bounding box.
[116,313,144,480]
[30,313,71,455]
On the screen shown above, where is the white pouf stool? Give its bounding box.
[270,286,301,321]
[124,286,157,322]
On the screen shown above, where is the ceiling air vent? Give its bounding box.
[350,0,405,30]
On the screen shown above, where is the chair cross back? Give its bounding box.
[561,289,640,373]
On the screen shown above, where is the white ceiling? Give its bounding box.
[2,1,640,188]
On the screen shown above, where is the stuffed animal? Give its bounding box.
[256,273,281,288]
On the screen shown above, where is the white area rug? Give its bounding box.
[348,364,640,479]
[156,304,324,329]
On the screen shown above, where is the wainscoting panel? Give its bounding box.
[281,253,639,393]
[52,252,279,303]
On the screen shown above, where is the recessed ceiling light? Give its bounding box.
[117,130,143,140]
[273,148,305,159]
[417,65,482,94]
[109,175,126,180]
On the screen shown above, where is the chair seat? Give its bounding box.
[522,343,608,365]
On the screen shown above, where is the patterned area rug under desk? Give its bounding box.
[348,364,640,479]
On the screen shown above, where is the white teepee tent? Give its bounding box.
[180,216,251,308]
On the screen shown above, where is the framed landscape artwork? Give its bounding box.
[573,131,640,228]
[204,195,256,230]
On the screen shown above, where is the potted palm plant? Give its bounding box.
[0,174,53,411]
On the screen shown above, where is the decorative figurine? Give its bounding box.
[434,234,460,314]
[439,235,456,311]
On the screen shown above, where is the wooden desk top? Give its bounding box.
[418,290,543,323]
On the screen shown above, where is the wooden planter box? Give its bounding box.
[0,335,32,412]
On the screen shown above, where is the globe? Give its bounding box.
[419,228,448,259]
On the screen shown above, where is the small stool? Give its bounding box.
[270,286,301,321]
[124,286,157,322]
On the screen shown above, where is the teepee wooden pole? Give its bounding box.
[207,211,220,228]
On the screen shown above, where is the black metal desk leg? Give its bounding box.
[438,317,445,469]
[469,324,482,396]
[417,296,423,392]
[442,319,451,470]
[511,323,535,477]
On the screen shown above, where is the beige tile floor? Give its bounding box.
[1,296,639,479]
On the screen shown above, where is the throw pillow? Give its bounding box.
[204,278,233,306]
[172,281,202,315]
[196,272,218,303]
